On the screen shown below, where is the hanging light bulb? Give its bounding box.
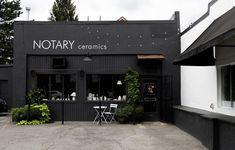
[83,53,92,62]
[117,80,122,85]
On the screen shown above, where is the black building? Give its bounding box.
[0,12,181,121]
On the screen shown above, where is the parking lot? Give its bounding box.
[0,115,207,150]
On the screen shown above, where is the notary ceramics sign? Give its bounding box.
[33,40,108,50]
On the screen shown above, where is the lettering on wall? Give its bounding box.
[33,40,108,50]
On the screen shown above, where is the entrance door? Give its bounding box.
[141,78,160,120]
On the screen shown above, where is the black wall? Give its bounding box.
[174,106,235,150]
[0,65,13,108]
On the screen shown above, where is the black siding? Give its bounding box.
[27,55,162,121]
[0,66,13,108]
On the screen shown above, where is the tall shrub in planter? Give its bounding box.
[117,70,143,123]
[125,70,141,107]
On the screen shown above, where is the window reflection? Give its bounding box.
[37,74,76,101]
[86,74,126,101]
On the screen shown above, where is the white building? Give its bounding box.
[179,0,235,116]
[174,1,235,149]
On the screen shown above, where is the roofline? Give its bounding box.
[14,20,177,25]
[14,12,180,25]
[174,27,235,66]
[181,0,218,35]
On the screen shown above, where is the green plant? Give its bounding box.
[11,103,51,125]
[0,0,21,64]
[134,105,144,122]
[49,0,79,21]
[11,107,27,122]
[125,70,141,107]
[27,88,45,104]
[116,105,133,124]
[31,103,51,123]
[11,88,46,123]
[117,70,144,124]
[16,120,42,125]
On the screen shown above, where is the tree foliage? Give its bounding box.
[0,0,22,64]
[116,70,143,124]
[124,70,141,106]
[27,88,45,105]
[49,0,78,21]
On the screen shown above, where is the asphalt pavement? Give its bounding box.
[0,115,207,150]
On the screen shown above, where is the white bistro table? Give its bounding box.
[93,106,107,124]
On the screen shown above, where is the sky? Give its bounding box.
[16,0,212,31]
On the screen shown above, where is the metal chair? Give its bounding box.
[104,104,118,123]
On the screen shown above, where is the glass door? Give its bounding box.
[142,78,159,113]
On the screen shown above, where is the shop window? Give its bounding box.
[37,74,76,101]
[219,65,235,107]
[86,74,126,101]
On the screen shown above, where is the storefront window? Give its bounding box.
[86,74,126,101]
[37,74,76,101]
[220,65,235,107]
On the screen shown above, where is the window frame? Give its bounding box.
[218,63,235,108]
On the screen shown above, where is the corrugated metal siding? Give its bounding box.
[28,55,161,74]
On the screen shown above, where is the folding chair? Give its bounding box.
[104,104,118,123]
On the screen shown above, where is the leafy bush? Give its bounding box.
[134,105,144,123]
[11,107,27,122]
[117,70,144,124]
[116,105,133,124]
[31,103,51,123]
[16,120,42,125]
[11,103,51,125]
[27,88,45,104]
[117,105,144,123]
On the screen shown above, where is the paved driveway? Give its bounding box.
[0,116,207,150]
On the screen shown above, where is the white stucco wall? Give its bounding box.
[181,0,235,116]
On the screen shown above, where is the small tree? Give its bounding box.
[27,88,45,105]
[26,88,45,121]
[0,0,22,64]
[49,0,78,21]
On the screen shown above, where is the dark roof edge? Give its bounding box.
[14,11,179,25]
[174,28,235,65]
[14,20,176,25]
[181,0,218,35]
